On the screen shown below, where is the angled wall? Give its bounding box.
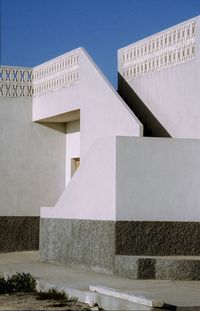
[32,48,143,158]
[34,43,200,279]
[40,137,116,273]
[40,135,200,274]
[34,48,143,272]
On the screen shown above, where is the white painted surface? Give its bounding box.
[118,16,200,139]
[33,48,142,159]
[116,136,200,221]
[65,120,80,186]
[33,48,142,220]
[41,137,116,220]
[1,48,142,219]
[33,50,79,97]
[118,17,196,80]
[79,49,143,157]
[42,135,200,221]
[0,96,66,216]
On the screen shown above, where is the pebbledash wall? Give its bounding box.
[2,16,200,280]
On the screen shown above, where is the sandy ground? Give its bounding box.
[0,292,93,310]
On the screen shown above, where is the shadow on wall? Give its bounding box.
[118,73,171,137]
[35,122,66,134]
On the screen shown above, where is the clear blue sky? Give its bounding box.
[1,0,200,87]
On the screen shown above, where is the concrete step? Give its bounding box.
[37,278,177,310]
[90,285,176,310]
[37,279,157,310]
[115,255,200,280]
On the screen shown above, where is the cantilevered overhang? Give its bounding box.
[35,109,80,123]
[32,47,143,157]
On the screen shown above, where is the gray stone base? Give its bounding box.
[40,219,200,280]
[0,216,39,252]
[115,255,200,280]
[40,218,115,274]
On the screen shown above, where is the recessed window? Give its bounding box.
[71,158,80,177]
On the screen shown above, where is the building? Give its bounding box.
[1,16,200,280]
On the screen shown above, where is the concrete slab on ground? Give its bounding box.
[0,251,200,310]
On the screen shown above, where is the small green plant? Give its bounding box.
[0,273,79,308]
[37,287,67,300]
[37,287,78,303]
[68,295,78,303]
[7,273,37,293]
[0,277,8,294]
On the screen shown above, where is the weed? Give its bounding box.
[7,273,37,293]
[37,287,78,303]
[0,273,79,307]
[0,278,8,294]
[37,287,67,301]
[68,295,78,303]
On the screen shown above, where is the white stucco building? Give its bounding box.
[1,15,200,280]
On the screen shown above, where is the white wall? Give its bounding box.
[33,48,143,160]
[65,120,80,186]
[41,137,116,220]
[116,136,200,221]
[41,134,200,222]
[118,16,200,139]
[0,96,66,216]
[79,49,143,157]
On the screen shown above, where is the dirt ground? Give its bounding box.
[0,292,93,310]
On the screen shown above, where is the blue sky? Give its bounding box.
[1,0,200,87]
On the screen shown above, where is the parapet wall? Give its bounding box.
[118,16,200,139]
[0,66,33,98]
[119,18,196,80]
[33,50,79,97]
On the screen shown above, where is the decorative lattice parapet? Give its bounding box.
[0,66,33,98]
[120,18,196,81]
[33,50,79,97]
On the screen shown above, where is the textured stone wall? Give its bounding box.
[40,219,200,280]
[116,221,200,256]
[40,218,115,274]
[0,217,39,252]
[115,256,200,280]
